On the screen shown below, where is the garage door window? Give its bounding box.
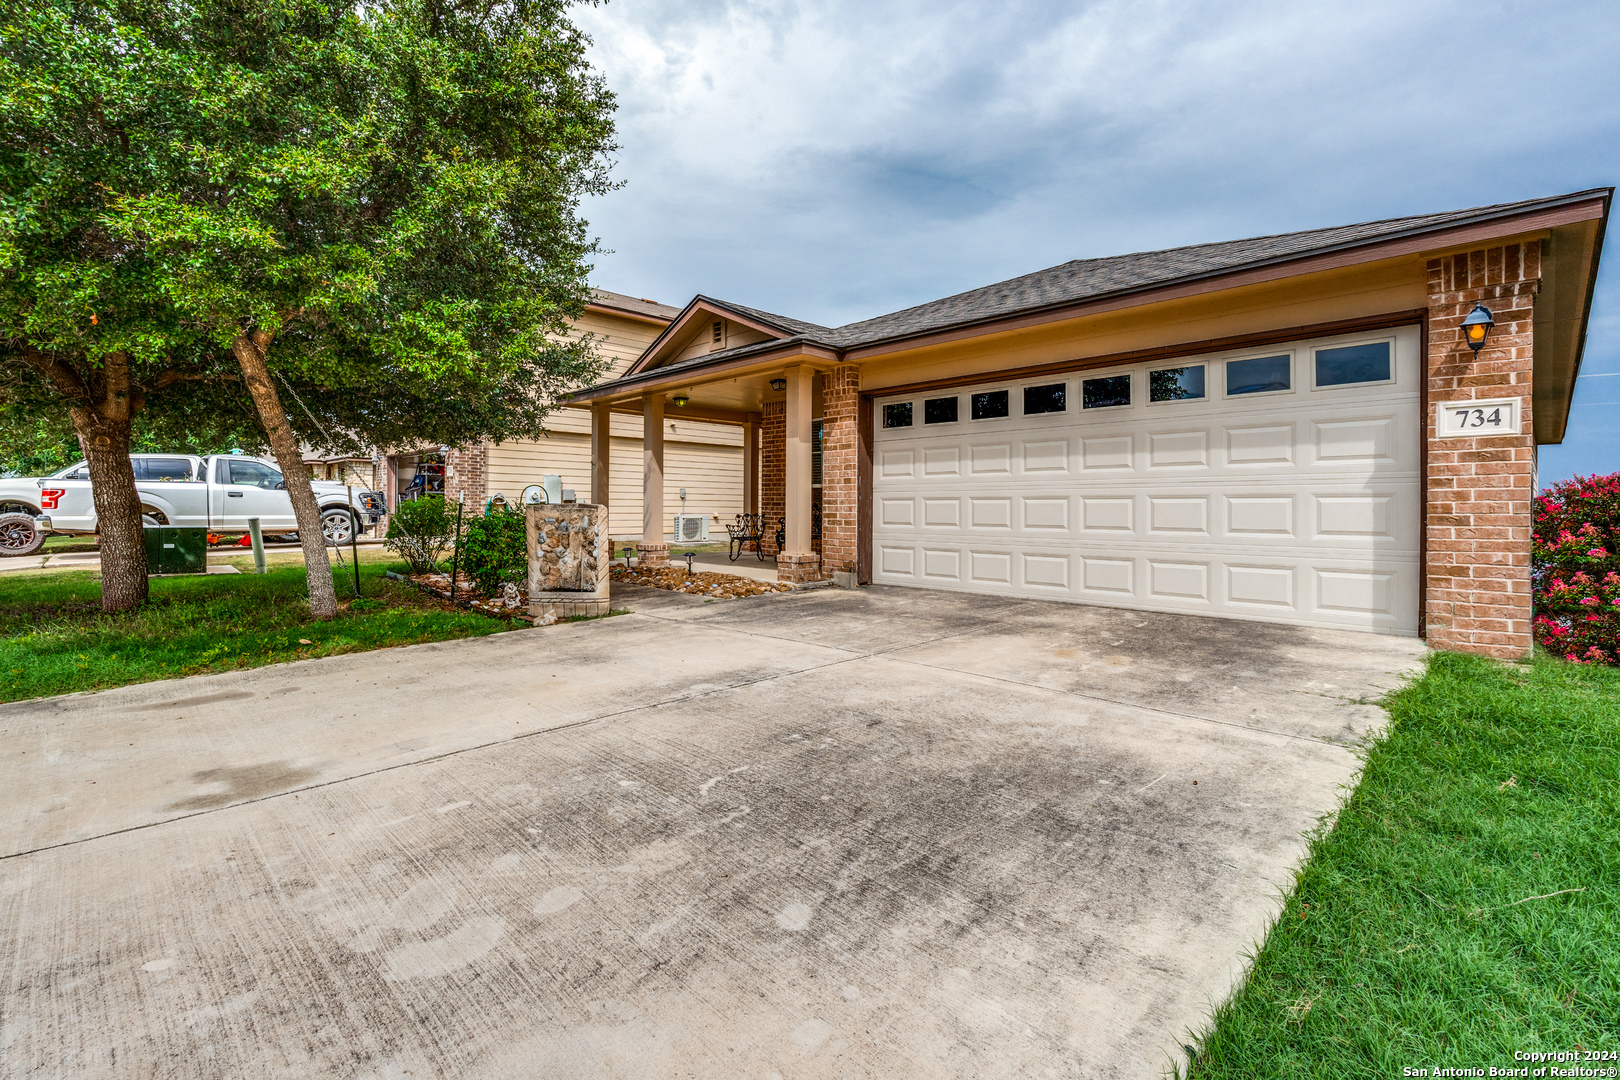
[1315,341,1391,387]
[925,396,959,424]
[1227,354,1291,396]
[1149,365,1205,402]
[1083,374,1131,409]
[1023,383,1066,415]
[971,390,1009,419]
[883,402,913,428]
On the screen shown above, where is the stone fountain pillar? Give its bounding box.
[527,502,610,619]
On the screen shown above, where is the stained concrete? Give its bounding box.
[0,585,1425,1078]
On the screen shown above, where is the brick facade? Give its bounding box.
[820,365,860,576]
[1424,243,1540,660]
[761,401,785,555]
[443,444,489,510]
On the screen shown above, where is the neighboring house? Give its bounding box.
[384,289,743,541]
[568,189,1611,661]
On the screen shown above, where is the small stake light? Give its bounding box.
[769,378,787,392]
[1461,302,1495,354]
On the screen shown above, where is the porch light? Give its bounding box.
[1461,302,1494,354]
[770,378,787,392]
[673,394,689,407]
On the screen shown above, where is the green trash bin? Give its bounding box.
[143,526,209,575]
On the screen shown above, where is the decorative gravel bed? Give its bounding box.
[611,564,792,598]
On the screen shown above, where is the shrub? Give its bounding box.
[1533,473,1620,664]
[459,507,528,594]
[384,496,454,574]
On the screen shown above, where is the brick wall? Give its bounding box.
[1425,243,1540,660]
[761,401,784,555]
[821,365,860,575]
[443,444,489,510]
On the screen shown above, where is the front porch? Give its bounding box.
[579,363,867,586]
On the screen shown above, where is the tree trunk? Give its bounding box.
[69,402,148,613]
[231,329,338,620]
[27,348,150,612]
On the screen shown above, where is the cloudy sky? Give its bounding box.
[572,0,1620,485]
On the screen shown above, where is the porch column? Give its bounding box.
[778,365,823,583]
[744,413,761,516]
[590,402,611,533]
[640,394,669,566]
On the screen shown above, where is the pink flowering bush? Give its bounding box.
[1534,473,1620,663]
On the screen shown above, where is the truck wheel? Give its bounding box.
[321,507,357,545]
[0,512,46,556]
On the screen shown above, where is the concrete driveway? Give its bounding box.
[0,585,1425,1079]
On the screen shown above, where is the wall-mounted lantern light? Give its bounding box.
[672,394,689,407]
[769,378,787,392]
[1461,302,1495,354]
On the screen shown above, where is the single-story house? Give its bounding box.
[393,290,746,542]
[566,189,1611,660]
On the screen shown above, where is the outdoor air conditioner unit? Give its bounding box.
[673,514,710,543]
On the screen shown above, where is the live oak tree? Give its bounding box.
[3,0,615,618]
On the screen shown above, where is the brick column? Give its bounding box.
[1425,242,1539,660]
[761,400,785,555]
[442,444,487,510]
[821,365,860,582]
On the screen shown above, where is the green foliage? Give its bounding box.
[384,495,454,573]
[1534,473,1620,664]
[1,0,617,462]
[458,507,528,594]
[1189,652,1620,1077]
[0,560,514,703]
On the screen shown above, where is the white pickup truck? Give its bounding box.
[0,454,385,556]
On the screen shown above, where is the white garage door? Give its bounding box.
[872,326,1422,634]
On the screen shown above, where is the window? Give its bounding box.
[1226,355,1291,395]
[228,459,283,489]
[924,397,959,424]
[1315,341,1391,387]
[1023,383,1066,415]
[1083,374,1131,409]
[812,420,823,486]
[141,457,194,481]
[1149,365,1205,402]
[59,462,90,480]
[883,402,914,428]
[971,390,1009,420]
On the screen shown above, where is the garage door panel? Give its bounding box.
[873,326,1420,634]
[1082,436,1133,471]
[1022,440,1070,473]
[1147,430,1209,469]
[922,548,961,581]
[970,444,1012,475]
[1148,497,1209,535]
[1149,561,1210,602]
[1021,554,1071,590]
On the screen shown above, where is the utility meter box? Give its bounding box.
[143,526,208,575]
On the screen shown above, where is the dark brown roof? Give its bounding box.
[584,189,1609,395]
[588,289,681,322]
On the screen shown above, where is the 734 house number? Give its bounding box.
[1437,397,1519,439]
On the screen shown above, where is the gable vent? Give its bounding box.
[712,320,723,344]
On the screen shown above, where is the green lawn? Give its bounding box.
[1190,651,1620,1077]
[0,557,518,704]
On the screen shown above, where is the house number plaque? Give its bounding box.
[1436,397,1520,439]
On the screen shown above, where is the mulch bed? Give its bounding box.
[406,571,532,618]
[611,564,792,598]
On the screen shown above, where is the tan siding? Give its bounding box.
[487,427,744,541]
[569,308,667,379]
[669,318,774,365]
